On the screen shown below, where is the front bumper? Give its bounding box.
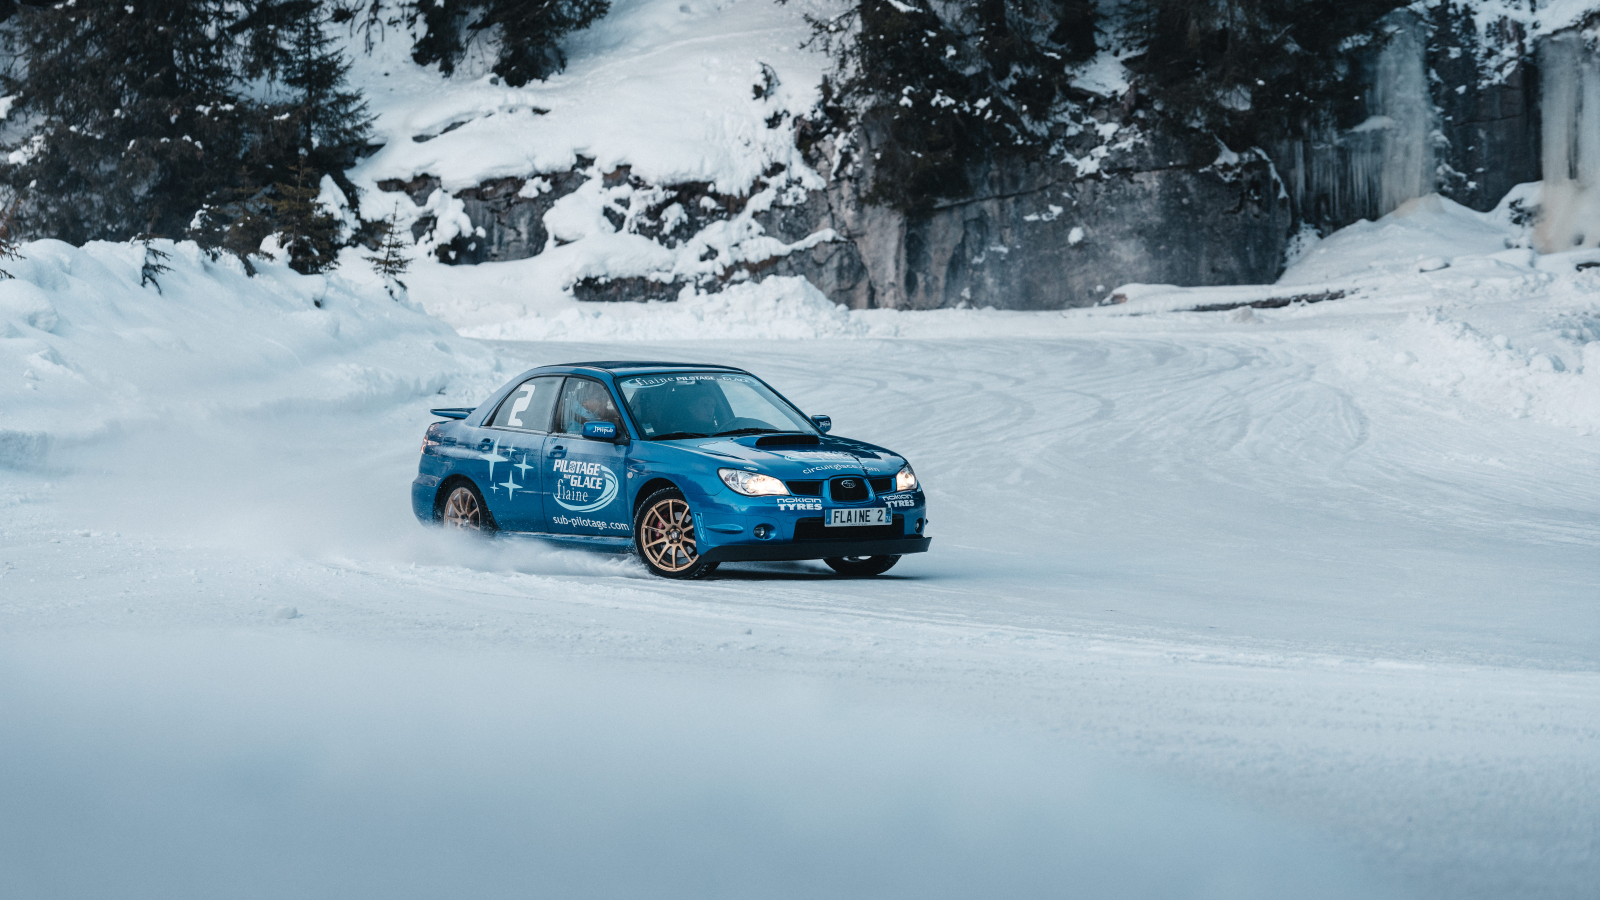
[690,487,929,563]
[700,535,932,564]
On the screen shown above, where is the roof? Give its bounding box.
[559,361,745,373]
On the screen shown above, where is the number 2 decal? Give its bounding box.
[507,385,535,427]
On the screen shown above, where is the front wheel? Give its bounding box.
[824,555,899,577]
[634,488,717,579]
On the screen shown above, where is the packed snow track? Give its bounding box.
[4,327,1597,900]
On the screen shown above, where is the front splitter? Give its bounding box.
[699,536,932,563]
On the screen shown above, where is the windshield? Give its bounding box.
[617,372,816,440]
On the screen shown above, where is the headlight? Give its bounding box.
[894,464,918,492]
[719,468,790,496]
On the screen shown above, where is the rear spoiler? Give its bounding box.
[429,407,473,420]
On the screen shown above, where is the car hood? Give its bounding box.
[661,435,907,481]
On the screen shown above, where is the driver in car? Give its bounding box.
[562,381,624,433]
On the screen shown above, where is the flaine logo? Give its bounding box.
[551,458,619,512]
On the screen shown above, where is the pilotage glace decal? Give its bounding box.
[552,458,619,512]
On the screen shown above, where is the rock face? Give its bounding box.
[1429,11,1541,214]
[764,132,1290,310]
[375,9,1559,311]
[380,128,1292,310]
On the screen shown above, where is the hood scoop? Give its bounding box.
[753,433,821,447]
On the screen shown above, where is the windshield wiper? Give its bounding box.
[648,431,709,441]
[712,427,785,437]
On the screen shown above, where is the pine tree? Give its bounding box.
[189,169,278,269]
[365,206,412,300]
[2,2,262,243]
[0,195,23,280]
[1121,0,1411,146]
[809,0,1098,213]
[227,1,371,269]
[408,0,473,74]
[278,1,374,171]
[475,0,611,86]
[406,0,611,86]
[270,156,342,275]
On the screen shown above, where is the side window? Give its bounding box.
[489,376,562,431]
[554,378,624,435]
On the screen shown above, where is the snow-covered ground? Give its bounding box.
[3,194,1598,898]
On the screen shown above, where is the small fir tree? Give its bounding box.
[270,157,342,275]
[365,206,412,299]
[136,235,172,294]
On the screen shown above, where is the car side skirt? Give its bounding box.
[699,537,931,564]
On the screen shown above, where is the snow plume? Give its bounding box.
[1536,32,1600,253]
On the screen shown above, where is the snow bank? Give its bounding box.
[0,240,498,469]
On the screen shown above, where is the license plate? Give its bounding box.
[826,507,890,527]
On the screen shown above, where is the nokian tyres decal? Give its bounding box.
[776,499,823,511]
[552,458,619,512]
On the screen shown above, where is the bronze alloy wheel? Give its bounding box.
[635,488,716,578]
[441,484,490,532]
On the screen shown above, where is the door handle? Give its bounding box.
[477,439,492,450]
[549,445,566,459]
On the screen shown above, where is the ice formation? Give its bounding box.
[1536,33,1600,252]
[1282,10,1437,225]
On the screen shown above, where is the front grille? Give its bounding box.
[869,476,893,493]
[829,477,869,502]
[794,515,905,541]
[786,480,822,496]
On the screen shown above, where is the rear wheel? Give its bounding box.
[438,482,495,534]
[635,488,717,579]
[824,555,899,577]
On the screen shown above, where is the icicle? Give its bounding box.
[1278,10,1436,228]
[1536,34,1600,252]
[1367,11,1436,215]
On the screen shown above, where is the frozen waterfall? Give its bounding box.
[1536,34,1600,252]
[1281,10,1437,227]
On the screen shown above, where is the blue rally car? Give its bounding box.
[413,362,931,578]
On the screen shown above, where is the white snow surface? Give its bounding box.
[345,0,838,197]
[3,211,1599,896]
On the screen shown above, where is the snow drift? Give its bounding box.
[0,239,500,470]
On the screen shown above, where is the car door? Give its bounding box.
[479,374,562,532]
[541,376,632,537]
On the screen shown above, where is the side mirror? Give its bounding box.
[811,415,832,434]
[583,421,620,441]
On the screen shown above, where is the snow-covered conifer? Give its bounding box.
[1120,0,1409,146]
[2,2,262,243]
[365,206,412,299]
[269,155,342,274]
[405,0,611,86]
[809,0,1097,213]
